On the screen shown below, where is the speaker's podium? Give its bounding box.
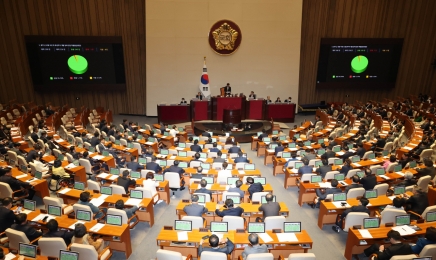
[223,109,241,124]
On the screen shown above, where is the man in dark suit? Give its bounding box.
[364,230,413,259]
[10,142,24,157]
[248,91,256,99]
[247,177,264,200]
[90,132,100,147]
[228,143,241,154]
[416,158,436,179]
[360,168,377,190]
[194,179,212,199]
[163,160,185,178]
[213,151,226,163]
[258,129,268,141]
[327,137,338,150]
[403,187,429,220]
[224,83,231,95]
[316,159,332,179]
[356,143,366,158]
[0,167,35,200]
[234,151,249,164]
[340,159,353,175]
[274,142,284,156]
[0,197,16,233]
[190,140,202,152]
[180,98,187,104]
[107,125,116,137]
[145,156,162,173]
[345,175,363,193]
[43,219,74,245]
[314,179,342,208]
[190,153,203,166]
[26,145,41,163]
[195,92,203,100]
[258,193,281,221]
[183,194,207,217]
[414,141,430,155]
[208,142,220,153]
[302,149,316,161]
[126,156,144,172]
[228,180,244,197]
[117,170,136,193]
[12,213,42,243]
[283,152,299,168]
[30,128,39,143]
[333,197,370,232]
[298,158,313,175]
[199,235,234,256]
[341,146,354,160]
[215,198,244,217]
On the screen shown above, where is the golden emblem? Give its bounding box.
[212,23,239,51]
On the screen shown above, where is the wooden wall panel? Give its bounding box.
[0,0,146,114]
[299,0,436,105]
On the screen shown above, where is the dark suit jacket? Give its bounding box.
[416,166,436,179]
[234,157,249,163]
[117,177,136,193]
[11,223,42,242]
[215,206,244,217]
[345,183,363,193]
[356,147,366,158]
[213,158,226,163]
[43,229,74,245]
[145,162,162,173]
[274,146,285,156]
[190,144,202,152]
[126,161,144,172]
[90,137,100,147]
[316,165,332,179]
[26,150,38,163]
[404,193,429,216]
[360,175,377,190]
[183,203,207,217]
[247,183,264,199]
[30,133,39,143]
[199,238,234,256]
[341,151,355,160]
[163,165,185,177]
[340,164,353,174]
[0,207,16,232]
[209,148,220,153]
[202,132,211,137]
[258,133,268,141]
[322,150,336,159]
[228,146,241,154]
[374,243,413,260]
[0,175,31,191]
[194,188,212,199]
[259,202,281,218]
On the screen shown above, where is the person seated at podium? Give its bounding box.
[228,143,241,154]
[180,98,187,104]
[248,91,256,99]
[215,198,244,217]
[225,136,236,145]
[275,97,282,103]
[184,194,207,217]
[224,83,232,95]
[199,235,234,256]
[266,96,272,103]
[284,97,292,103]
[234,151,249,163]
[190,139,202,152]
[332,197,369,232]
[195,92,203,100]
[208,142,220,153]
[241,233,268,259]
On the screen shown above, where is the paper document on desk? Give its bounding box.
[276,233,298,242]
[5,253,15,260]
[258,233,273,243]
[392,226,416,236]
[291,169,298,174]
[15,174,28,179]
[175,147,184,151]
[97,173,109,178]
[145,142,154,145]
[90,198,105,207]
[90,223,105,232]
[379,175,390,180]
[404,147,413,150]
[58,188,71,194]
[332,202,350,208]
[109,175,118,180]
[336,152,345,156]
[125,198,142,207]
[388,196,396,200]
[358,229,373,238]
[289,148,298,151]
[69,221,85,229]
[396,171,405,176]
[98,194,109,200]
[238,170,245,175]
[93,155,105,160]
[177,231,188,241]
[353,163,361,167]
[32,214,56,222]
[306,146,312,149]
[371,159,379,162]
[266,149,274,153]
[65,163,76,169]
[318,182,332,188]
[56,138,65,142]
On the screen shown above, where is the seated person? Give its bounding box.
[194,179,212,200]
[142,172,159,203]
[340,159,353,175]
[180,98,187,104]
[228,180,244,198]
[298,158,313,174]
[275,97,282,103]
[360,168,377,190]
[284,97,292,103]
[333,197,370,232]
[71,223,105,253]
[283,152,299,169]
[247,177,264,200]
[199,234,234,256]
[190,139,202,152]
[145,156,162,172]
[183,194,207,217]
[402,187,429,220]
[115,199,138,223]
[314,179,341,208]
[274,142,284,156]
[382,197,404,212]
[0,167,35,200]
[396,171,417,186]
[257,193,281,222]
[77,191,105,219]
[117,170,136,193]
[43,219,74,245]
[302,149,316,161]
[415,158,436,179]
[52,159,70,179]
[364,230,412,259]
[12,213,42,243]
[191,166,204,179]
[126,156,144,171]
[266,96,272,103]
[228,143,241,154]
[0,197,17,233]
[208,142,220,153]
[164,160,185,177]
[383,155,397,170]
[345,175,363,193]
[190,153,203,166]
[316,159,332,179]
[411,226,436,254]
[241,233,268,259]
[234,151,249,164]
[248,91,256,99]
[215,198,244,217]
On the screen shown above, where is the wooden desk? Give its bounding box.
[257,141,268,157]
[10,167,49,199]
[157,104,191,124]
[188,183,273,203]
[272,156,287,176]
[42,155,87,182]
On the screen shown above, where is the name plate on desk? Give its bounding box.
[159,188,165,191]
[199,228,208,232]
[182,200,189,203]
[243,212,251,217]
[236,229,245,233]
[252,201,260,205]
[164,226,173,230]
[206,212,213,216]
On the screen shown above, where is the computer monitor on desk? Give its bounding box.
[426,211,436,222]
[19,243,37,258]
[376,168,385,176]
[24,199,36,211]
[106,214,123,226]
[226,195,241,205]
[48,205,62,217]
[101,186,113,195]
[282,152,291,158]
[76,210,92,222]
[130,190,143,199]
[201,163,210,170]
[284,222,301,233]
[210,221,228,233]
[394,186,405,195]
[244,164,255,170]
[333,193,347,202]
[364,190,377,199]
[60,250,79,260]
[253,177,266,185]
[311,175,322,183]
[395,215,411,226]
[175,220,192,231]
[74,181,85,191]
[154,174,164,182]
[227,177,239,185]
[110,168,120,176]
[334,173,345,181]
[247,222,265,233]
[363,218,380,229]
[294,162,303,169]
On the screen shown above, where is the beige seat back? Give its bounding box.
[38,237,67,258]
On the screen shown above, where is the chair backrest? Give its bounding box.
[417,175,432,192]
[133,142,142,154]
[383,142,393,152]
[182,216,204,229]
[300,174,316,182]
[362,151,374,159]
[420,149,433,162]
[252,192,269,203]
[421,205,436,219]
[265,216,286,231]
[156,249,184,260]
[190,161,201,168]
[370,165,383,175]
[343,212,369,232]
[288,253,316,260]
[87,180,100,191]
[7,150,17,165]
[221,192,242,203]
[72,204,92,216]
[419,244,436,257]
[5,228,30,250]
[246,253,274,260]
[347,187,365,199]
[324,171,340,181]
[70,243,99,260]
[308,159,321,166]
[38,237,67,257]
[346,169,361,179]
[200,251,227,260]
[222,216,244,230]
[386,162,398,173]
[66,153,74,163]
[287,161,302,168]
[120,139,127,146]
[28,162,37,174]
[0,182,13,197]
[78,158,92,173]
[217,171,233,184]
[43,197,63,209]
[17,155,27,167]
[109,184,126,195]
[107,208,128,225]
[165,172,181,189]
[380,208,407,224]
[374,183,389,196]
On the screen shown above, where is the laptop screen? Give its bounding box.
[60,250,79,260]
[282,152,291,158]
[57,154,64,161]
[244,164,255,170]
[23,199,36,211]
[127,143,134,149]
[76,210,92,221]
[138,158,147,164]
[178,151,187,157]
[363,218,380,229]
[247,222,265,233]
[130,171,140,179]
[261,195,276,204]
[396,215,411,226]
[210,221,228,232]
[102,150,110,157]
[20,164,28,173]
[376,168,385,175]
[159,160,167,167]
[334,174,345,181]
[272,130,278,135]
[110,168,120,175]
[333,193,347,202]
[394,186,405,195]
[160,149,169,155]
[368,153,376,159]
[74,181,85,191]
[299,151,306,157]
[394,164,402,172]
[201,163,210,170]
[315,160,323,167]
[202,177,214,184]
[356,171,365,178]
[284,222,301,233]
[332,146,341,153]
[48,205,62,216]
[226,195,241,205]
[154,174,164,182]
[35,171,43,180]
[334,159,343,165]
[174,220,192,231]
[106,214,122,226]
[148,137,156,142]
[130,190,143,199]
[253,177,266,185]
[227,177,239,185]
[19,243,37,258]
[288,143,296,148]
[178,162,188,168]
[294,162,303,169]
[352,156,360,163]
[317,149,325,155]
[426,211,436,222]
[311,175,322,183]
[100,186,113,195]
[365,190,377,199]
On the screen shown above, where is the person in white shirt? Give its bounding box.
[168,125,179,142]
[33,154,49,173]
[217,162,232,184]
[142,172,159,203]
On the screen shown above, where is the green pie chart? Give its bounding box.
[351,55,368,73]
[68,55,88,74]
